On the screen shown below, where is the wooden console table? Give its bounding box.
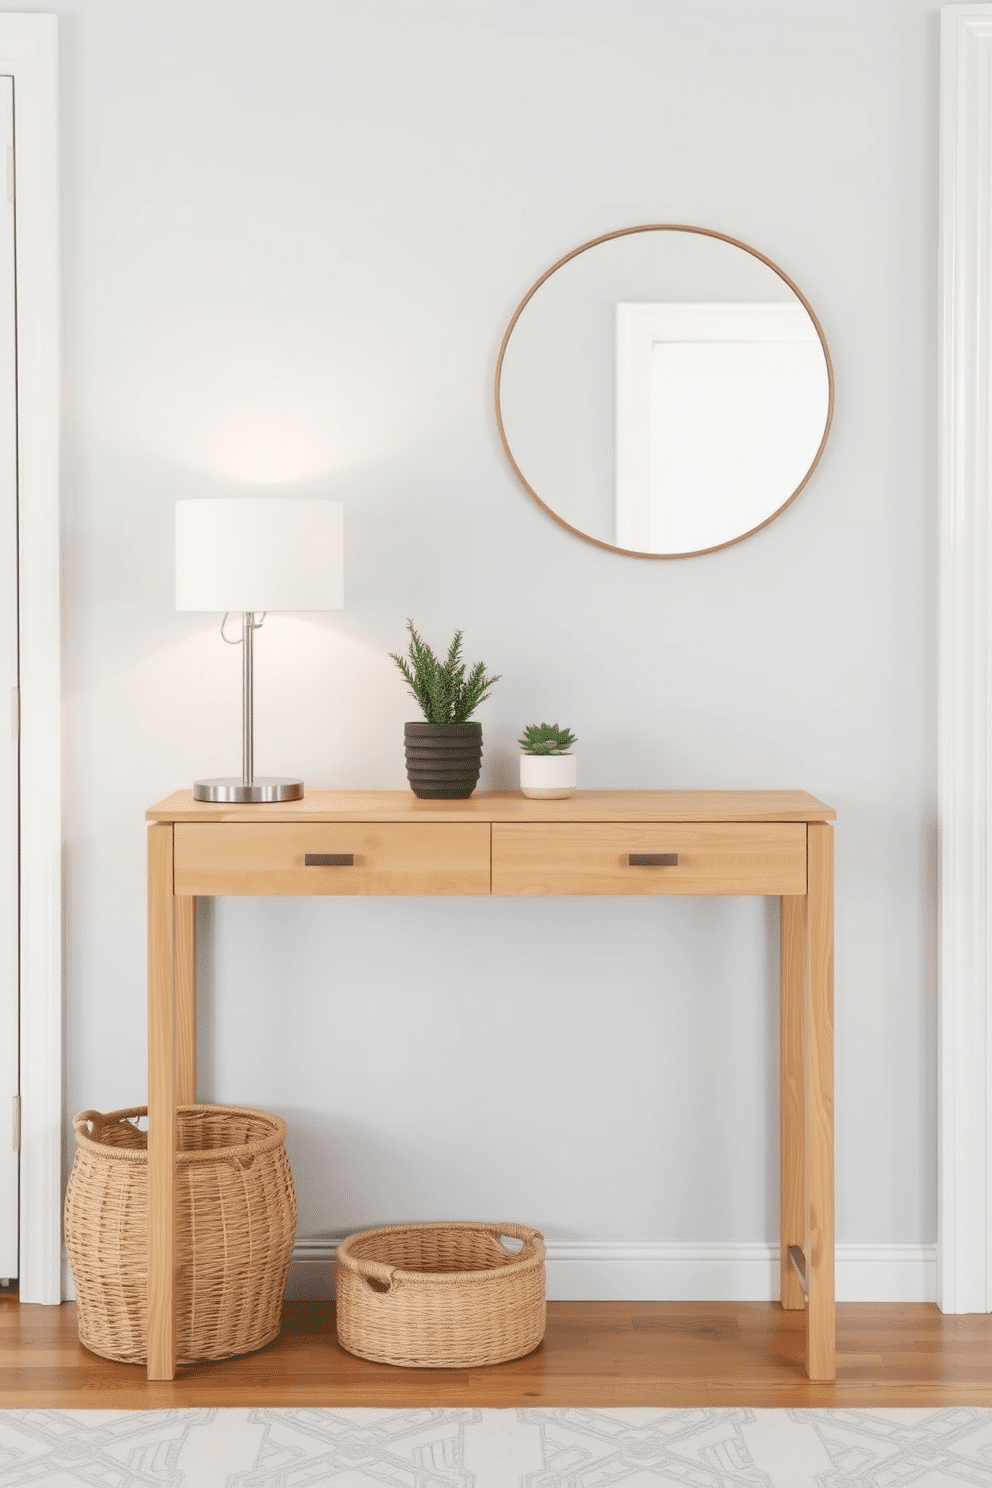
[145,788,835,1382]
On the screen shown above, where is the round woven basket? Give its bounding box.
[335,1221,546,1368]
[64,1104,297,1366]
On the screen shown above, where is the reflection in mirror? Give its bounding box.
[495,226,833,558]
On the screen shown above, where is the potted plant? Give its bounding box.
[390,620,501,798]
[518,722,577,799]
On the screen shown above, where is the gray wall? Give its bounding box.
[50,0,935,1284]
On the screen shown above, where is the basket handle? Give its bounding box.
[487,1222,542,1260]
[350,1256,397,1293]
[73,1108,146,1141]
[74,1109,102,1140]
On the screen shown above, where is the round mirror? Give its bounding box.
[495,225,833,558]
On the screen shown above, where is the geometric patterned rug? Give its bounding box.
[1,1406,991,1486]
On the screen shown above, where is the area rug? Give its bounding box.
[2,1406,992,1486]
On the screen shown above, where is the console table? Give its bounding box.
[145,788,835,1382]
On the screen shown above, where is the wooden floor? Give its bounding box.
[4,1291,992,1408]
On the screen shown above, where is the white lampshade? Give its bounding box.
[175,498,344,613]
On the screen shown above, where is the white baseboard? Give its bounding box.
[834,1245,937,1304]
[286,1237,938,1305]
[61,1236,940,1306]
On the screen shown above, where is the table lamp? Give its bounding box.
[176,497,343,802]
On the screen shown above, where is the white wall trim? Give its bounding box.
[938,4,992,1314]
[0,14,61,1305]
[284,1238,937,1306]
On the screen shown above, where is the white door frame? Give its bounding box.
[0,73,20,1283]
[0,15,60,1305]
[939,4,992,1313]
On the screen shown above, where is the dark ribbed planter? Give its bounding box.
[404,721,483,800]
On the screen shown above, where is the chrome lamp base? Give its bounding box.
[193,776,304,804]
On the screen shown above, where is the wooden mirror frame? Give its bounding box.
[494,224,835,559]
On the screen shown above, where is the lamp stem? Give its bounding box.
[242,611,254,787]
[191,608,302,802]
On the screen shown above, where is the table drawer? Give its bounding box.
[174,823,491,896]
[492,822,807,896]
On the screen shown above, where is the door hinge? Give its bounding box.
[11,1094,19,1152]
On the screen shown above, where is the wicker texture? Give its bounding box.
[336,1221,546,1368]
[64,1104,297,1366]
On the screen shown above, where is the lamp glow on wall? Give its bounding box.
[175,498,344,803]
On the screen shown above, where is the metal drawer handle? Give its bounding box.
[304,853,355,867]
[628,852,679,867]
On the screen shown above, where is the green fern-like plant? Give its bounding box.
[390,620,501,725]
[518,722,577,756]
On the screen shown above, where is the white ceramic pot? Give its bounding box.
[519,751,577,799]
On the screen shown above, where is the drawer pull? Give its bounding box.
[628,852,679,867]
[304,853,355,867]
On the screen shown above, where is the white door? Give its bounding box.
[0,76,18,1281]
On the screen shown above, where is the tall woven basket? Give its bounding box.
[336,1221,546,1368]
[64,1104,297,1366]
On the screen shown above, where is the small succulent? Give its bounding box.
[390,619,500,725]
[518,722,577,756]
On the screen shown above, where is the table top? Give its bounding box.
[147,788,836,825]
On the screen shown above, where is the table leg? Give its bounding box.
[804,821,835,1380]
[147,824,178,1381]
[175,897,196,1106]
[780,894,806,1311]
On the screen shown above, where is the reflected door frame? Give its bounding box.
[615,299,830,553]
